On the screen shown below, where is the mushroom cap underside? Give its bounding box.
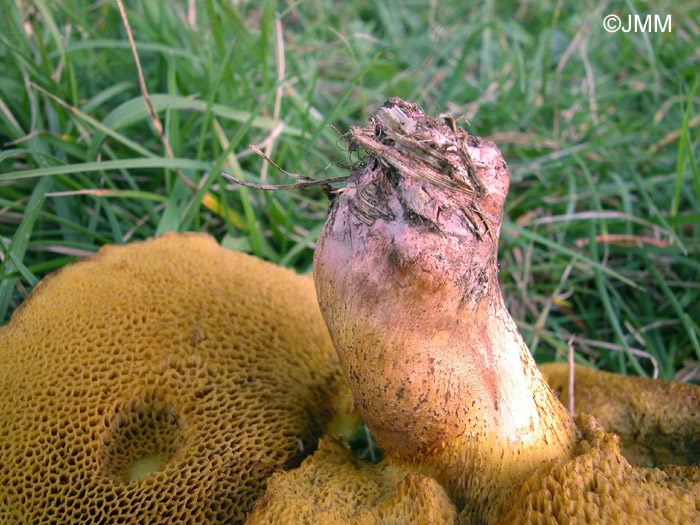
[247,364,700,524]
[491,414,700,525]
[0,232,349,523]
[540,362,700,468]
[248,413,700,524]
[246,436,458,524]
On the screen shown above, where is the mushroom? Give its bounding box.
[248,415,700,524]
[314,98,578,516]
[303,98,699,523]
[0,232,353,523]
[247,437,458,524]
[493,413,700,523]
[539,362,700,468]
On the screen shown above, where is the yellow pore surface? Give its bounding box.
[247,437,457,524]
[539,363,700,468]
[0,232,347,524]
[492,414,700,524]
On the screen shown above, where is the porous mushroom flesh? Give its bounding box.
[310,98,700,523]
[0,232,353,524]
[493,413,700,524]
[248,415,700,524]
[247,437,458,524]
[539,362,700,468]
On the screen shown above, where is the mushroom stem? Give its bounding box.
[314,98,578,516]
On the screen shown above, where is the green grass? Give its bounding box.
[1,0,699,383]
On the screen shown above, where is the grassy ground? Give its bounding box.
[1,0,699,384]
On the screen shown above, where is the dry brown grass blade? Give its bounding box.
[260,19,286,184]
[220,171,348,191]
[115,0,237,226]
[115,0,184,183]
[648,113,700,155]
[574,234,673,248]
[568,336,575,417]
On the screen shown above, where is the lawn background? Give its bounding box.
[1,0,699,383]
